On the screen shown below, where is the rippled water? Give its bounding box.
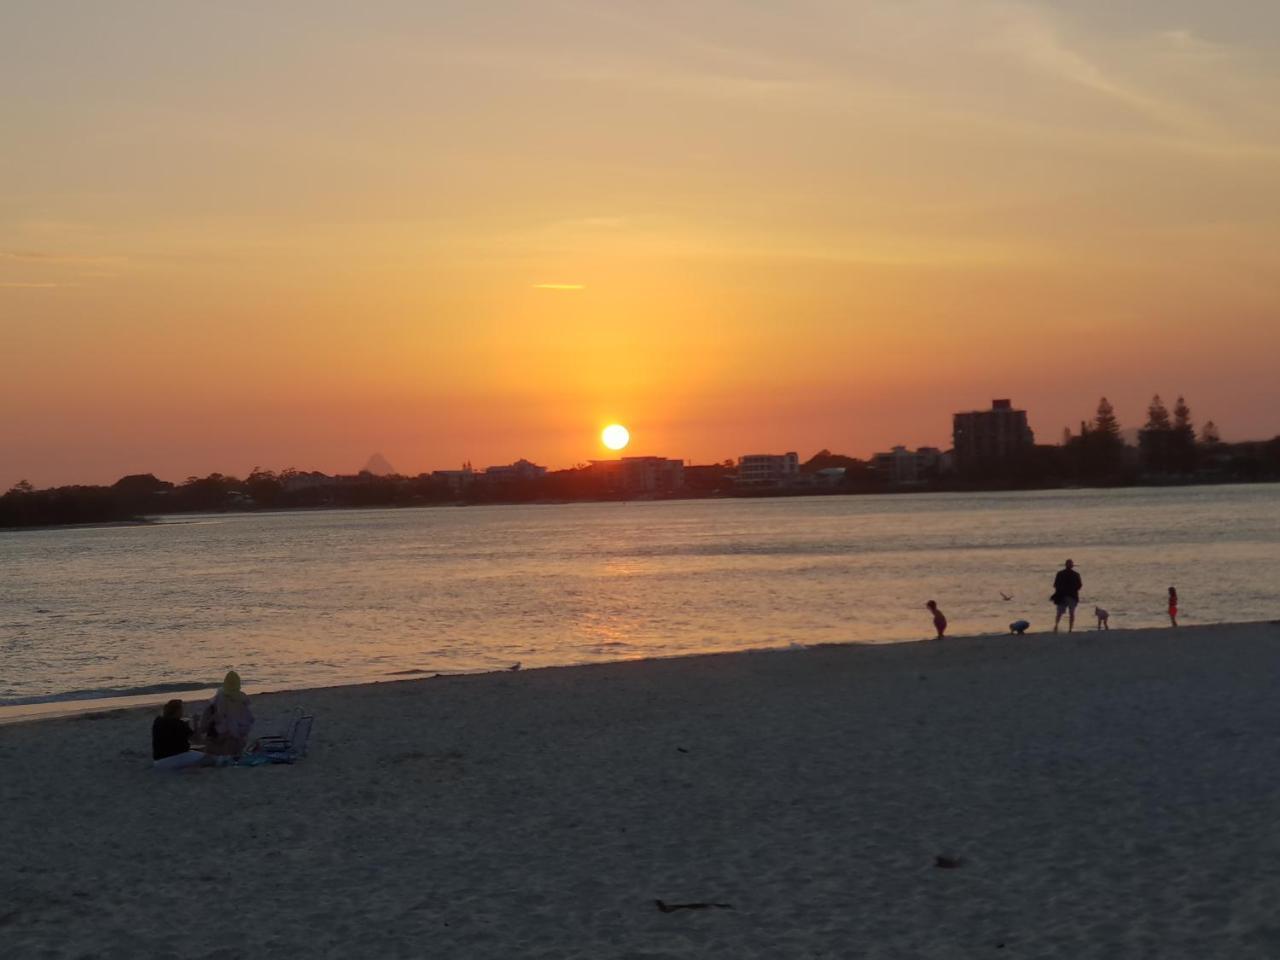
[3,485,1278,705]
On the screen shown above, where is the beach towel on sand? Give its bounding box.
[235,752,276,767]
[237,712,314,765]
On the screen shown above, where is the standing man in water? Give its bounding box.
[1052,559,1083,633]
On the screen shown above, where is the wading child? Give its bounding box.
[925,600,947,640]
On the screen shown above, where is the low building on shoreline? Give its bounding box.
[588,456,685,494]
[736,452,800,489]
[483,459,548,483]
[870,446,945,487]
[281,470,338,493]
[431,465,476,493]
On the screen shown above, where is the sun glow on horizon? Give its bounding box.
[601,424,630,451]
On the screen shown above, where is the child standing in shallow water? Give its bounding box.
[1168,587,1178,627]
[925,600,947,639]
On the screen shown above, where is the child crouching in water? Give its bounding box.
[925,600,947,639]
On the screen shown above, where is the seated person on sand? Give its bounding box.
[199,670,255,756]
[152,698,208,770]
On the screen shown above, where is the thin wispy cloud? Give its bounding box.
[424,44,809,104]
[0,281,73,289]
[990,2,1230,147]
[3,250,121,265]
[1154,28,1233,63]
[552,217,627,229]
[532,283,585,291]
[560,61,809,103]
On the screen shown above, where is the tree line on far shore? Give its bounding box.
[1065,395,1198,478]
[5,394,1280,528]
[1059,394,1238,483]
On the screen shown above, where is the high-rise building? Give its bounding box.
[952,399,1034,474]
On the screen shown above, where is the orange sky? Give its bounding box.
[4,2,1280,486]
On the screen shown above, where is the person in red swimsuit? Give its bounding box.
[1168,586,1178,627]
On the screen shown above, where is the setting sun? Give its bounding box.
[601,424,630,452]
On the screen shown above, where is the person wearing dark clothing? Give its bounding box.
[152,699,193,760]
[1052,559,1083,633]
[151,699,207,770]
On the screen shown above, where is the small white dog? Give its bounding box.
[1094,605,1110,630]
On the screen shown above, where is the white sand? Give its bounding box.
[4,621,1280,959]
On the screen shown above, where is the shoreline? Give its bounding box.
[3,619,1273,728]
[0,517,156,534]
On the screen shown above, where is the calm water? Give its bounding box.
[3,486,1279,706]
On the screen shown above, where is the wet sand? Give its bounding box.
[3,621,1280,958]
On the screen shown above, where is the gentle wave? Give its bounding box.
[0,680,218,707]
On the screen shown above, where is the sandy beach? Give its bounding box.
[4,621,1280,959]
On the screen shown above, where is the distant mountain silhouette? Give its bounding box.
[362,453,397,476]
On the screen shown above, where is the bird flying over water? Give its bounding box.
[1000,592,1013,601]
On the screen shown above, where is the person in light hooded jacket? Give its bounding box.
[200,670,254,756]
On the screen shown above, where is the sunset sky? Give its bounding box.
[4,1,1280,486]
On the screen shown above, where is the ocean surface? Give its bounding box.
[3,485,1279,708]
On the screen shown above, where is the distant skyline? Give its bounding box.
[5,390,1269,489]
[4,2,1280,487]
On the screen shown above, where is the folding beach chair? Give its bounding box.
[246,711,314,764]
